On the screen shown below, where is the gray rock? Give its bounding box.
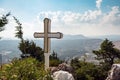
[52,70,74,80]
[50,63,73,74]
[106,64,120,80]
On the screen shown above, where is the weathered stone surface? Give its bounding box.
[106,64,120,80]
[50,67,58,73]
[50,63,73,74]
[50,63,74,80]
[52,70,74,80]
[58,63,73,73]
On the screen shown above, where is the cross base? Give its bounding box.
[44,53,50,70]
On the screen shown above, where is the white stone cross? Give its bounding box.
[34,18,63,70]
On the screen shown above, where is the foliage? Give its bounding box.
[93,39,120,66]
[71,39,120,80]
[114,59,120,63]
[50,51,62,66]
[13,17,44,62]
[0,12,10,39]
[50,51,58,60]
[19,40,44,62]
[13,16,23,40]
[71,58,107,80]
[0,57,53,80]
[0,12,10,29]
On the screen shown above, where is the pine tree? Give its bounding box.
[93,39,120,66]
[19,40,44,61]
[13,16,23,40]
[0,12,10,39]
[49,51,62,66]
[13,17,44,61]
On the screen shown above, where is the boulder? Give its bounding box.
[57,63,73,73]
[52,70,74,80]
[106,64,120,80]
[50,63,73,74]
[49,67,58,73]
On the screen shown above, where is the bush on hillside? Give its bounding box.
[71,58,106,80]
[0,57,53,80]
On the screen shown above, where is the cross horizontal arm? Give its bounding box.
[34,32,63,39]
[34,32,44,38]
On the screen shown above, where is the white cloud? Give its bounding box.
[0,17,43,40]
[37,6,120,36]
[22,21,44,39]
[96,0,102,9]
[1,6,120,39]
[101,6,120,25]
[0,17,16,39]
[61,11,81,24]
[80,10,102,22]
[0,8,5,17]
[38,10,102,25]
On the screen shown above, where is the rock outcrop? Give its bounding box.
[50,63,74,80]
[106,64,120,80]
[50,63,73,74]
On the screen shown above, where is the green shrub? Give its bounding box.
[71,58,107,80]
[49,51,62,67]
[50,59,62,67]
[0,57,53,80]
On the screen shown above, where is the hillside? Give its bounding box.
[91,35,120,41]
[0,39,102,62]
[113,41,120,50]
[51,39,102,59]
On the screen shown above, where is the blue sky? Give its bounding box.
[0,0,120,39]
[0,0,98,20]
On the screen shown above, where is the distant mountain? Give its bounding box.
[91,35,120,41]
[63,34,88,40]
[63,34,120,41]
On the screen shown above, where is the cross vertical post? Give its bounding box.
[44,18,51,70]
[44,18,51,53]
